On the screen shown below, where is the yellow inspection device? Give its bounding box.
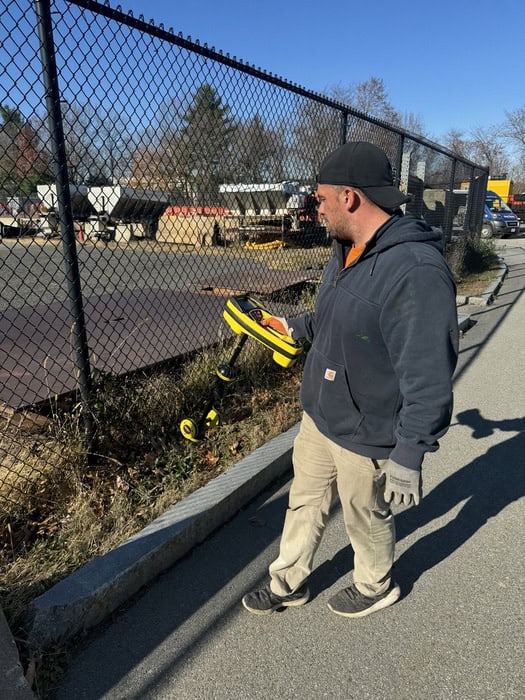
[223,294,304,368]
[180,294,304,443]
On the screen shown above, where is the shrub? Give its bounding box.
[446,234,498,281]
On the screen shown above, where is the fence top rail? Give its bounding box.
[64,0,487,174]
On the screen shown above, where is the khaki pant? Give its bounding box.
[269,412,395,597]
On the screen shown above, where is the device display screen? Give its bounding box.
[234,296,264,322]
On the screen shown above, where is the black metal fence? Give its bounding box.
[0,0,488,514]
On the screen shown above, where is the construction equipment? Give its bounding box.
[35,184,169,241]
[179,294,304,443]
[218,181,325,247]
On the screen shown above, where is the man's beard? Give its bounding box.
[326,224,346,241]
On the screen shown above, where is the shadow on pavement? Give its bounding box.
[56,412,525,699]
[55,482,292,699]
[55,248,525,698]
[394,412,525,596]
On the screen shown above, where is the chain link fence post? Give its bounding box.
[33,0,94,444]
[339,110,348,147]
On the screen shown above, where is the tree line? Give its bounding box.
[2,77,525,206]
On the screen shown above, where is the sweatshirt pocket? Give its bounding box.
[304,348,363,438]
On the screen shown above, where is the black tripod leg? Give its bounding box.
[228,333,248,366]
[193,334,249,439]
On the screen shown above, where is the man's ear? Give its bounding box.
[344,188,360,212]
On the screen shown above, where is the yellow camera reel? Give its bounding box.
[180,295,304,443]
[180,409,219,443]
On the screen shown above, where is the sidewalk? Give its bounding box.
[30,242,525,697]
[0,606,34,700]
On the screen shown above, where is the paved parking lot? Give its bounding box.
[0,239,321,408]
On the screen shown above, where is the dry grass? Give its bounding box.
[77,227,333,271]
[0,336,304,635]
[456,269,498,297]
[0,239,499,633]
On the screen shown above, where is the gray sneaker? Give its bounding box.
[327,582,401,618]
[242,583,310,615]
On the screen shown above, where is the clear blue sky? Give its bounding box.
[120,0,525,143]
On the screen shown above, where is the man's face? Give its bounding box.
[315,184,350,240]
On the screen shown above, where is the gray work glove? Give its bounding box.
[382,459,422,507]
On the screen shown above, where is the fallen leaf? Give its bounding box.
[205,451,219,467]
[229,440,241,454]
[116,475,130,493]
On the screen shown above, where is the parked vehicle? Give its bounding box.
[463,178,513,202]
[485,178,512,203]
[482,190,519,238]
[508,193,525,222]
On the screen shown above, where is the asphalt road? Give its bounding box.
[0,240,279,312]
[53,238,525,700]
[0,239,322,409]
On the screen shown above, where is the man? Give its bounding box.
[242,141,459,618]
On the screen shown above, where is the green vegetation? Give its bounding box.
[447,234,499,281]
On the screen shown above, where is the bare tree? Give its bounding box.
[228,114,285,183]
[58,101,99,184]
[509,154,525,192]
[398,112,427,139]
[443,129,474,160]
[330,77,400,125]
[501,107,525,189]
[293,100,341,181]
[502,106,525,155]
[469,126,509,176]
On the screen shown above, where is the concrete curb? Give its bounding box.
[0,606,35,699]
[24,424,299,650]
[455,260,508,307]
[457,313,472,335]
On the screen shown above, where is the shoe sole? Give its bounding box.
[327,586,401,619]
[242,592,310,615]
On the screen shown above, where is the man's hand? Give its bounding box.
[382,459,422,507]
[261,316,291,336]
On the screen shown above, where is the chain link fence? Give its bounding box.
[1,0,488,522]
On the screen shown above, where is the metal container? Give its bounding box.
[87,186,169,222]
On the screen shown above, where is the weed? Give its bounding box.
[0,332,305,637]
[446,235,498,281]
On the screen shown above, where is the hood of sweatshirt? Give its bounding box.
[335,213,443,270]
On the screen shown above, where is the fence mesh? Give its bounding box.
[1,0,488,526]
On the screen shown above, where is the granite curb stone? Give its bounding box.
[24,424,300,650]
[455,259,508,306]
[0,606,35,699]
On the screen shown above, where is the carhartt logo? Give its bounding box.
[324,368,336,381]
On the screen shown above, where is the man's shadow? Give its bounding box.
[310,410,525,596]
[395,409,525,593]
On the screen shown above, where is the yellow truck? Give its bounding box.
[462,179,513,203]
